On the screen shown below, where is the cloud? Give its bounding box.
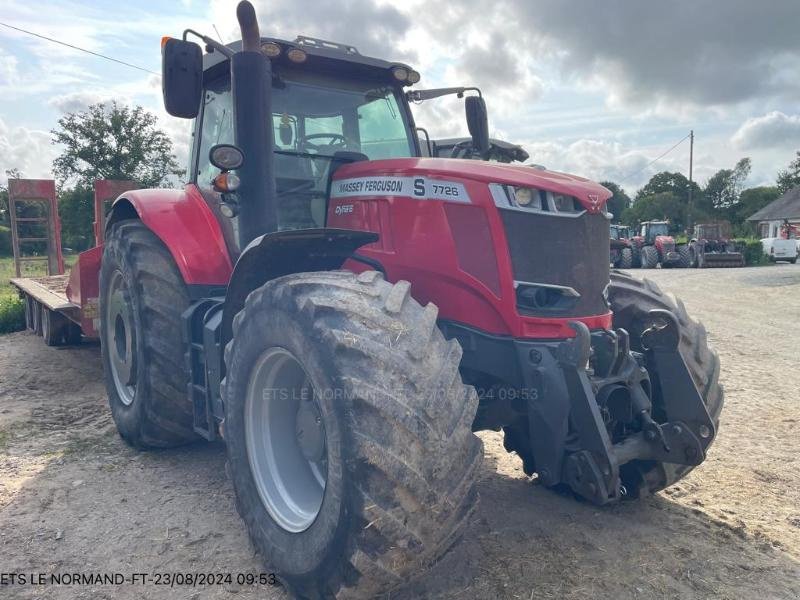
[0,117,57,184]
[732,111,800,149]
[408,0,800,112]
[226,0,412,59]
[47,91,127,114]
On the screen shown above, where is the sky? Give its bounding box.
[2,0,800,195]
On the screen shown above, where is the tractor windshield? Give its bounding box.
[644,223,669,239]
[271,69,414,160]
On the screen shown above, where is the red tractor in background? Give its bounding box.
[10,3,722,597]
[610,224,635,268]
[632,220,685,268]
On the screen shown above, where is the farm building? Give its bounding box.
[747,186,800,237]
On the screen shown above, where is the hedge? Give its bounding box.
[0,293,25,334]
[734,238,769,266]
[0,226,11,257]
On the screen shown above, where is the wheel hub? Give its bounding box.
[106,270,137,406]
[245,347,327,533]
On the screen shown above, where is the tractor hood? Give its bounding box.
[334,157,612,213]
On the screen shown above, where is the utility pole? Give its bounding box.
[687,130,694,233]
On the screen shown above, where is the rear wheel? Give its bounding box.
[223,271,482,599]
[100,219,197,448]
[677,245,691,268]
[641,245,659,268]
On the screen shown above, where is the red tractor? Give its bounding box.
[632,220,684,268]
[610,224,635,268]
[11,3,722,597]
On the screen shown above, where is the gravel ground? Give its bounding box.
[1,264,798,599]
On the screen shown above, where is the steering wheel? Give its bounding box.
[301,133,347,152]
[449,140,483,159]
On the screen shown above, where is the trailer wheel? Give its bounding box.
[41,307,67,346]
[223,270,482,599]
[24,296,36,331]
[607,270,723,495]
[100,219,197,448]
[30,299,43,335]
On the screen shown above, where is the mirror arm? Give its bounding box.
[407,86,482,103]
[183,28,235,58]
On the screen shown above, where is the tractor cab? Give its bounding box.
[167,31,490,253]
[640,221,670,244]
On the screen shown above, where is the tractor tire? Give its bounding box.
[677,245,692,268]
[608,270,723,496]
[631,246,642,268]
[222,270,483,600]
[689,245,699,268]
[100,219,197,448]
[641,245,659,269]
[41,307,67,346]
[619,248,634,269]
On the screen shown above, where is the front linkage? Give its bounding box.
[532,310,715,505]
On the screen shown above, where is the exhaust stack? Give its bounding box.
[231,0,277,247]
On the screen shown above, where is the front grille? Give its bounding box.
[499,209,610,317]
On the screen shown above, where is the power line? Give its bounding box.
[619,132,692,184]
[0,21,159,76]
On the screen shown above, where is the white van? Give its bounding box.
[761,237,798,264]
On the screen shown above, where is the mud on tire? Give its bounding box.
[222,270,483,599]
[608,270,723,494]
[100,219,197,448]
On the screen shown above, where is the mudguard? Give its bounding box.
[107,184,233,286]
[221,227,378,343]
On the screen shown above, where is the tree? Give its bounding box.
[634,171,702,205]
[599,181,630,222]
[704,158,751,210]
[51,102,183,188]
[621,192,690,233]
[776,151,800,194]
[58,187,95,251]
[0,168,23,227]
[732,186,780,233]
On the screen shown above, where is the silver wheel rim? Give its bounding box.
[245,347,327,533]
[106,270,136,406]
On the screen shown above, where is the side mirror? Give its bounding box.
[162,38,203,118]
[465,96,489,159]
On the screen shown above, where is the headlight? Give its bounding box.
[490,184,583,215]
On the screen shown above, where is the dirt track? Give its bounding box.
[1,265,799,599]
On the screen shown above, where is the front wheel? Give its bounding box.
[223,271,482,599]
[641,245,659,268]
[608,271,723,495]
[619,248,634,269]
